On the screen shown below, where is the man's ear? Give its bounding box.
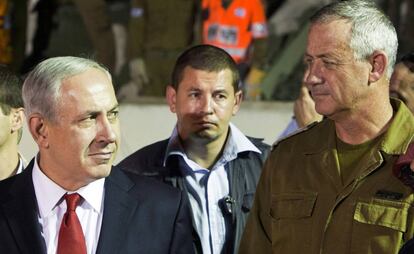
[232,90,243,115]
[368,50,387,83]
[166,85,177,113]
[28,113,49,148]
[10,107,25,132]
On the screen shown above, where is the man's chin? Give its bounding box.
[193,130,219,141]
[90,164,112,179]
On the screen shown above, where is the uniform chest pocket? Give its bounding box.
[354,199,409,232]
[351,199,410,254]
[270,192,317,219]
[270,192,317,254]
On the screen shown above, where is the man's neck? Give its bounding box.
[0,144,19,180]
[183,132,229,170]
[334,99,394,145]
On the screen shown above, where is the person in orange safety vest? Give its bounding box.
[201,0,268,100]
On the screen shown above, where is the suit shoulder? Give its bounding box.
[122,169,181,197]
[0,177,15,200]
[117,139,168,171]
[0,172,28,202]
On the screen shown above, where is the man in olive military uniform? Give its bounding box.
[240,1,414,254]
[127,0,199,97]
[23,0,115,74]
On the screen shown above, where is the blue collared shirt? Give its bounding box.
[164,123,261,254]
[277,116,299,140]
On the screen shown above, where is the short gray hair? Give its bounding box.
[310,0,398,78]
[23,56,111,122]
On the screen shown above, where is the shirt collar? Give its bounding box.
[32,155,105,218]
[163,123,261,166]
[15,153,25,175]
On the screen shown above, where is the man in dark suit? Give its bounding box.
[0,56,194,254]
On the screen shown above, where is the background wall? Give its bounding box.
[19,100,293,164]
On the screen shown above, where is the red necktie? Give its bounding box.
[57,193,87,254]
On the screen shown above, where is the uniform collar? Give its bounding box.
[301,98,414,156]
[379,98,414,155]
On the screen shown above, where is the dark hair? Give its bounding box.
[171,44,240,91]
[0,66,23,115]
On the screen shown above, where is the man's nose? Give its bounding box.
[199,95,213,114]
[303,61,323,86]
[97,116,117,143]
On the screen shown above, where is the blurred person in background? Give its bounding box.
[277,84,322,139]
[390,52,414,113]
[0,66,25,180]
[201,0,268,100]
[125,0,199,97]
[0,0,27,73]
[381,0,413,57]
[22,0,115,75]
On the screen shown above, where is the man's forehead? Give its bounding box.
[183,66,231,75]
[306,21,352,57]
[57,73,116,112]
[181,67,232,82]
[309,19,352,40]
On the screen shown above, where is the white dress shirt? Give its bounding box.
[32,156,105,254]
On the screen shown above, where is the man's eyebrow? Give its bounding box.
[108,104,120,112]
[213,88,228,93]
[304,52,340,59]
[77,104,120,118]
[187,87,201,91]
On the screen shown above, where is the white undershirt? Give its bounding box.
[32,156,105,254]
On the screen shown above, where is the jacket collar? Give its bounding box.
[302,98,414,156]
[95,167,139,254]
[379,99,414,155]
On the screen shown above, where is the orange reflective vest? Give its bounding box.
[0,0,11,64]
[202,0,268,63]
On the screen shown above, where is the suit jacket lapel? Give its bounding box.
[96,167,139,254]
[1,161,47,254]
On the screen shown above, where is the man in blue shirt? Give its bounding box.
[118,45,270,254]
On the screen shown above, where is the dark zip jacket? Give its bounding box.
[117,137,270,254]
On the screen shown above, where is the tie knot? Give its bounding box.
[64,193,81,211]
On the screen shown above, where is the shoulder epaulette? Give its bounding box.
[271,121,320,150]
